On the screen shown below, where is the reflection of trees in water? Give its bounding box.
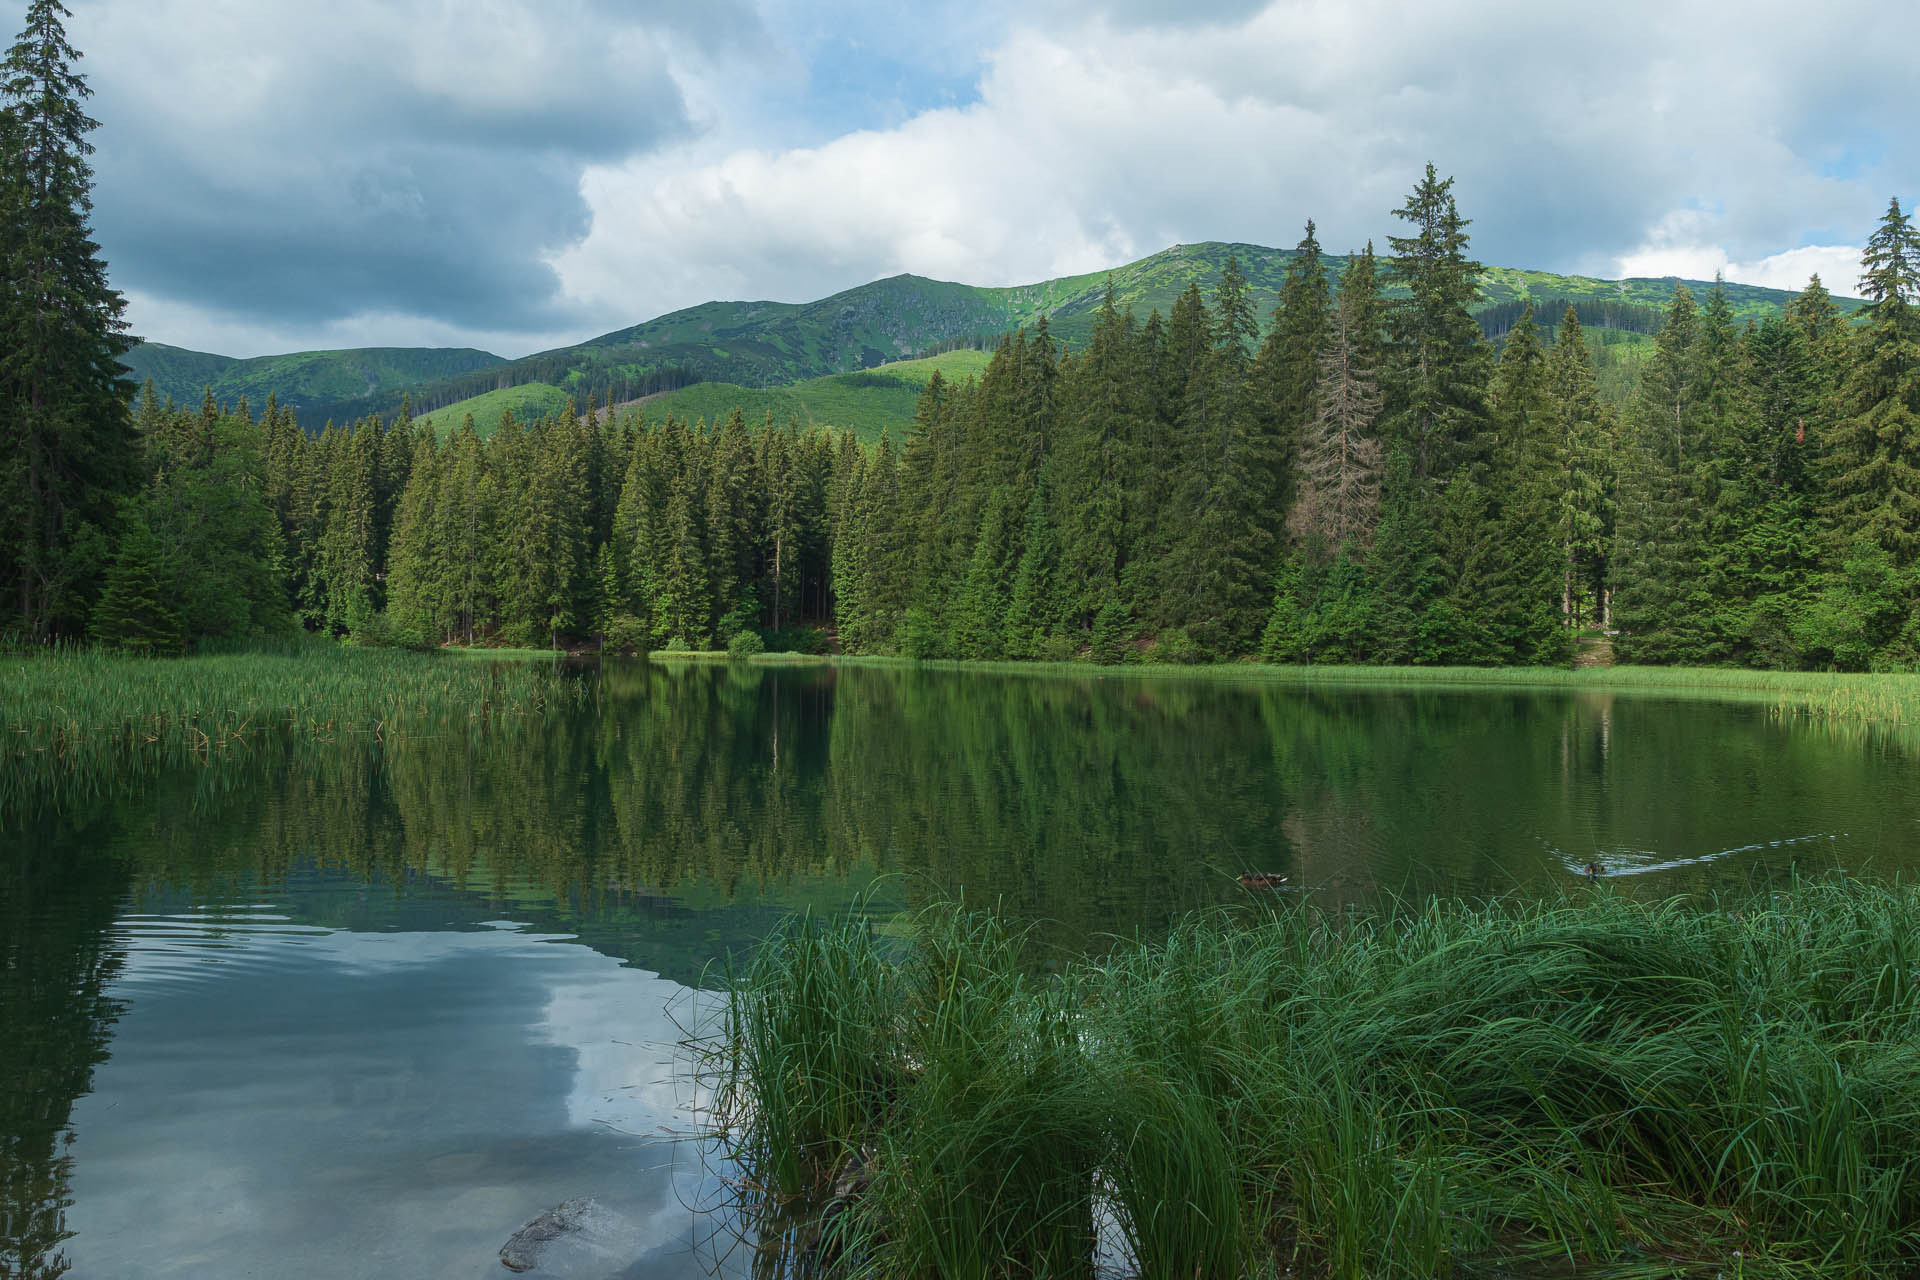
[1,835,130,1280]
[12,666,1920,1271]
[48,666,1920,963]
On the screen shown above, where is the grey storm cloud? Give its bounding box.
[69,0,765,338]
[44,0,1920,355]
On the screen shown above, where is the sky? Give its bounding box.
[48,0,1917,359]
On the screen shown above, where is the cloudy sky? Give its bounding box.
[57,0,1914,358]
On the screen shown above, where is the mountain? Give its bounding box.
[124,242,1859,429]
[420,349,996,443]
[121,344,507,420]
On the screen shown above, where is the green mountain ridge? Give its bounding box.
[123,242,1860,428]
[123,343,507,416]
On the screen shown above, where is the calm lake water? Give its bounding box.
[8,661,1920,1277]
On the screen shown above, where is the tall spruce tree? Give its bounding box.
[1545,309,1613,626]
[1485,305,1568,663]
[1613,286,1715,662]
[1825,197,1920,565]
[1728,314,1822,666]
[317,419,378,635]
[1253,220,1333,515]
[1168,256,1275,653]
[385,435,444,646]
[2,0,138,639]
[1052,284,1144,625]
[1288,264,1383,551]
[1384,164,1490,480]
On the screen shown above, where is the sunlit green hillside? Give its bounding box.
[130,242,1859,430]
[420,349,994,441]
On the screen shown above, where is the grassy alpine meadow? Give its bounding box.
[700,881,1920,1279]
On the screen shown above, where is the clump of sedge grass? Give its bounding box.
[0,642,577,822]
[700,878,1920,1279]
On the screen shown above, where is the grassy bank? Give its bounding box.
[702,882,1920,1278]
[728,654,1920,728]
[0,643,577,820]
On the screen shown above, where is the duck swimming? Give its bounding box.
[1581,860,1606,878]
[1239,871,1288,890]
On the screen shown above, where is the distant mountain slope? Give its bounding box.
[128,242,1860,428]
[121,343,506,418]
[419,350,995,444]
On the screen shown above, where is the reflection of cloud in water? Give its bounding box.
[1550,832,1842,879]
[64,916,732,1278]
[531,936,715,1135]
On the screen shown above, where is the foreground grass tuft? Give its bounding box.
[701,882,1920,1278]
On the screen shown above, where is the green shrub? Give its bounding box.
[1037,633,1078,663]
[762,625,830,654]
[1156,627,1203,665]
[898,608,944,661]
[602,614,650,656]
[727,630,766,660]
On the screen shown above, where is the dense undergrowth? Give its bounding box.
[701,882,1920,1278]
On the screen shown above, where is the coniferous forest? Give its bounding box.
[6,1,1920,672]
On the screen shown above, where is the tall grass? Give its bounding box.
[806,655,1920,728]
[0,642,577,822]
[700,881,1920,1278]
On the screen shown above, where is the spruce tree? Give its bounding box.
[828,438,870,650]
[661,423,713,647]
[1484,305,1567,663]
[1052,284,1144,626]
[0,0,139,638]
[1003,485,1063,658]
[1288,266,1383,550]
[317,419,378,635]
[948,489,1013,659]
[1369,449,1441,663]
[1383,164,1490,480]
[1788,274,1849,406]
[89,504,181,653]
[1167,255,1275,653]
[1728,315,1822,665]
[385,435,443,646]
[1825,197,1920,565]
[1613,286,1715,662]
[1253,221,1333,515]
[437,416,490,644]
[1545,309,1613,627]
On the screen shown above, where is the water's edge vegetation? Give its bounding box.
[0,643,575,821]
[701,881,1920,1278]
[10,644,1920,761]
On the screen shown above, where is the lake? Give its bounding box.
[7,660,1919,1277]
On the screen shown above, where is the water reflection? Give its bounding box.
[1,837,130,1280]
[6,663,1920,1277]
[61,904,719,1278]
